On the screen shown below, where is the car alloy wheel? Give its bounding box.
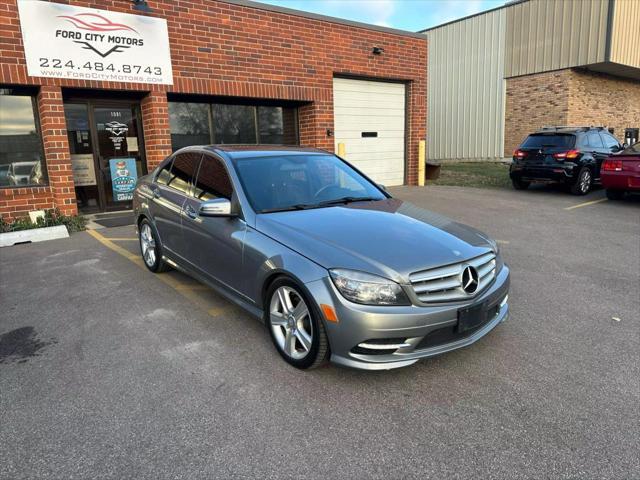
[571,167,592,195]
[140,223,157,268]
[269,286,313,360]
[579,169,591,193]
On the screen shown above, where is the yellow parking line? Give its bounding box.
[565,198,608,210]
[86,229,231,319]
[86,229,138,261]
[107,237,138,241]
[208,306,231,317]
[496,240,510,245]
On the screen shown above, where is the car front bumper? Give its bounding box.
[304,265,510,370]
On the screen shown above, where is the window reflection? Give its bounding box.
[0,89,46,187]
[169,102,211,151]
[168,101,298,151]
[213,104,256,144]
[193,155,233,200]
[161,152,201,194]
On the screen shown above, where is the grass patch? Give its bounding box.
[429,162,511,189]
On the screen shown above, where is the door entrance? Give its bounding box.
[64,100,146,213]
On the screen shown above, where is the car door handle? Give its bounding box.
[184,204,197,219]
[151,187,161,199]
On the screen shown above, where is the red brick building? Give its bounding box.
[0,0,427,220]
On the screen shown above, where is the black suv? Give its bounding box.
[509,127,624,195]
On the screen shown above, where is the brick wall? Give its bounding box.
[504,70,572,156]
[504,68,640,155]
[0,0,427,219]
[567,70,640,141]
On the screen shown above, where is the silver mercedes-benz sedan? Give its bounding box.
[133,146,510,370]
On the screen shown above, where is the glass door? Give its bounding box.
[65,103,100,213]
[92,104,145,211]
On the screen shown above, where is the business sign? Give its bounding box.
[109,158,138,202]
[17,0,173,85]
[70,154,97,186]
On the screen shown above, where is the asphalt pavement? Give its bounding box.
[1,185,638,479]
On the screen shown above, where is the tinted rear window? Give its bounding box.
[521,134,575,149]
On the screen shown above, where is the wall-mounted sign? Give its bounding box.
[17,0,173,85]
[109,158,138,202]
[70,154,97,186]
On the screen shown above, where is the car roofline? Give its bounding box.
[204,145,330,155]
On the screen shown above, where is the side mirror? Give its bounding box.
[622,142,629,149]
[199,198,235,217]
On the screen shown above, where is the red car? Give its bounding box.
[601,142,640,200]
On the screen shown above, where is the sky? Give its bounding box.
[256,0,507,32]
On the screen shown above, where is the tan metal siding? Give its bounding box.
[426,8,506,161]
[610,0,640,68]
[505,0,609,78]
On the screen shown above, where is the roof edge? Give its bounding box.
[219,0,428,40]
[418,0,529,34]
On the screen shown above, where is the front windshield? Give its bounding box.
[233,154,386,213]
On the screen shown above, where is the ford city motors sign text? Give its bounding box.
[17,0,173,85]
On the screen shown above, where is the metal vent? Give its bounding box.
[409,251,496,303]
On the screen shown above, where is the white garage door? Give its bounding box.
[333,77,406,186]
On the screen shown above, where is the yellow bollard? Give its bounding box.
[418,140,426,186]
[337,142,346,158]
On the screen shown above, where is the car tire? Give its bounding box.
[139,218,170,273]
[265,277,329,369]
[512,178,530,190]
[571,167,592,195]
[605,189,625,200]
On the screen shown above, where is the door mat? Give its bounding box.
[93,215,135,228]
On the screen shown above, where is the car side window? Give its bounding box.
[193,154,233,201]
[156,158,174,186]
[600,133,619,150]
[587,132,604,149]
[161,152,202,195]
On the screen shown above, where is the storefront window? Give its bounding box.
[0,88,46,187]
[257,106,299,145]
[258,106,283,144]
[168,102,211,151]
[168,100,298,151]
[213,104,256,144]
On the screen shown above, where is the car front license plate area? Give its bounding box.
[457,302,487,333]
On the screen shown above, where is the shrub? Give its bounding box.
[0,209,87,234]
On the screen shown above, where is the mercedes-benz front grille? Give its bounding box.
[409,251,497,303]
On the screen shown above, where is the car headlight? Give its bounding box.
[329,269,411,306]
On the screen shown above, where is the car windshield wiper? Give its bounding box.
[259,197,381,213]
[316,196,382,207]
[259,203,317,213]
